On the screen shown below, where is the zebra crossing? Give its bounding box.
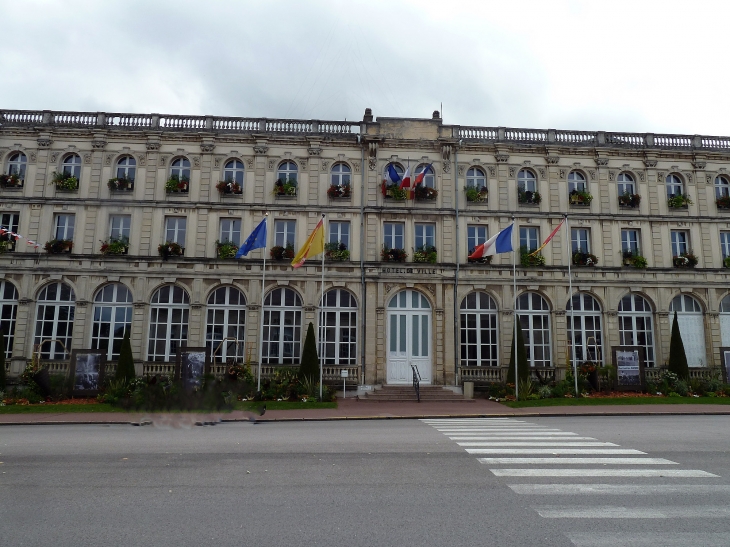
[421,417,727,547]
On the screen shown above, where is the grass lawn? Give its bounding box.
[503,396,730,408]
[235,400,337,411]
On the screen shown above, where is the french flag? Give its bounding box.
[469,223,514,259]
[399,167,411,190]
[386,163,401,184]
[414,163,433,186]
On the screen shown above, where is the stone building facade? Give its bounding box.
[1,107,730,385]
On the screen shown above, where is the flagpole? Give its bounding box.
[257,213,269,392]
[319,213,326,402]
[512,216,518,401]
[565,213,578,396]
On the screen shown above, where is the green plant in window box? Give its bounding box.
[216,240,239,259]
[569,189,593,205]
[0,173,23,188]
[414,184,438,200]
[51,171,79,191]
[381,246,408,262]
[724,256,730,269]
[667,193,693,208]
[107,176,134,191]
[325,242,350,261]
[0,240,11,254]
[572,251,598,266]
[44,239,73,254]
[382,183,407,200]
[165,175,189,193]
[465,186,488,202]
[327,184,351,199]
[158,241,184,259]
[413,245,437,263]
[270,244,295,260]
[99,236,129,255]
[518,189,541,204]
[273,178,297,196]
[520,246,545,267]
[673,252,698,268]
[623,251,648,269]
[716,195,730,209]
[216,180,242,195]
[618,191,641,208]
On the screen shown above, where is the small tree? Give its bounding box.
[506,321,530,386]
[667,311,689,380]
[115,329,136,382]
[0,329,6,391]
[299,322,319,384]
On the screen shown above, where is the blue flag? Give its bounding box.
[387,163,401,183]
[493,223,514,254]
[235,217,267,258]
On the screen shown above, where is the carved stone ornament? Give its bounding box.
[50,153,59,163]
[692,161,707,170]
[424,284,436,296]
[457,165,465,176]
[595,158,608,167]
[638,171,645,182]
[303,305,317,313]
[246,158,254,170]
[508,166,516,177]
[554,310,566,316]
[192,156,201,169]
[308,147,322,156]
[368,142,378,158]
[606,310,618,317]
[137,154,146,167]
[588,170,596,180]
[495,153,509,163]
[213,157,221,168]
[133,302,147,309]
[385,283,396,294]
[297,158,308,170]
[322,160,330,171]
[559,169,566,179]
[268,159,275,171]
[104,153,113,166]
[368,157,377,171]
[91,139,107,149]
[643,159,657,168]
[37,138,52,148]
[608,171,616,181]
[159,155,169,166]
[537,167,546,178]
[75,300,89,308]
[83,153,92,165]
[146,142,160,151]
[200,143,215,153]
[247,304,260,311]
[546,155,560,165]
[352,161,361,173]
[376,306,385,315]
[28,152,37,164]
[253,145,269,155]
[707,174,714,184]
[684,172,693,184]
[18,297,32,305]
[657,171,665,181]
[487,165,496,177]
[442,160,451,174]
[191,303,202,310]
[442,145,452,161]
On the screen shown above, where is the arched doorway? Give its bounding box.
[387,290,432,384]
[669,294,706,368]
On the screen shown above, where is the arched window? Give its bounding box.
[669,294,706,368]
[618,294,655,367]
[116,156,136,181]
[715,176,730,199]
[466,167,486,190]
[0,280,18,359]
[383,163,404,181]
[277,161,298,183]
[516,292,551,367]
[319,289,357,365]
[566,293,603,364]
[6,152,27,180]
[34,282,75,359]
[666,174,683,198]
[206,286,246,363]
[719,295,730,347]
[518,169,537,192]
[91,284,133,360]
[262,288,302,364]
[170,157,191,181]
[330,163,351,187]
[62,154,82,178]
[460,292,498,367]
[617,172,634,195]
[415,163,435,188]
[568,171,586,193]
[148,285,189,361]
[223,159,245,185]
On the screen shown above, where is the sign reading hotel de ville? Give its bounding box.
[378,267,445,275]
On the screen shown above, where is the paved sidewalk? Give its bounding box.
[2,397,730,425]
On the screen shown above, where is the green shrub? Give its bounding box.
[667,312,689,380]
[299,323,319,385]
[537,385,553,399]
[0,330,6,391]
[506,321,530,387]
[674,379,689,396]
[115,329,136,383]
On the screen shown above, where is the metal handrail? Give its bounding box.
[410,364,421,402]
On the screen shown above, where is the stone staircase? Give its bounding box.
[357,385,474,403]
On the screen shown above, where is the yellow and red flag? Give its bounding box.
[291,216,325,268]
[529,218,565,257]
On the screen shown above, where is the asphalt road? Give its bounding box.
[1,415,729,547]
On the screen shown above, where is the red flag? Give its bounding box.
[399,167,411,190]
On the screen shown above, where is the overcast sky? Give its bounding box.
[1,0,728,135]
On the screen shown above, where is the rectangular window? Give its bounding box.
[721,232,730,259]
[329,221,350,249]
[571,228,590,253]
[519,226,539,252]
[0,213,19,251]
[383,222,404,249]
[274,219,295,247]
[165,217,187,245]
[109,215,131,240]
[55,214,75,240]
[671,230,688,256]
[467,225,487,254]
[414,223,435,248]
[621,229,640,255]
[219,218,241,245]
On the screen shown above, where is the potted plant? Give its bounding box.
[569,189,593,205]
[165,175,189,193]
[572,251,598,266]
[413,245,437,263]
[724,256,730,269]
[382,182,407,200]
[44,239,73,254]
[667,194,693,208]
[325,242,350,261]
[51,171,79,191]
[0,239,13,254]
[327,184,351,199]
[631,255,648,269]
[0,173,23,188]
[465,186,488,202]
[158,241,184,259]
[381,246,408,262]
[273,178,297,197]
[468,251,493,264]
[99,236,129,255]
[270,244,295,260]
[673,252,698,268]
[414,184,438,200]
[618,191,641,208]
[216,240,239,258]
[107,175,134,191]
[518,189,541,204]
[520,246,545,267]
[216,180,242,195]
[717,195,730,209]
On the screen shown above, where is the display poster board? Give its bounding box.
[176,347,208,391]
[69,350,106,396]
[611,346,644,391]
[720,347,730,384]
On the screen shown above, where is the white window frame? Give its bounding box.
[414,223,435,248]
[91,284,133,360]
[567,293,603,365]
[520,226,539,252]
[618,294,655,367]
[329,221,350,248]
[466,167,486,190]
[518,169,537,193]
[277,161,298,183]
[34,282,75,359]
[319,289,357,366]
[571,228,590,253]
[165,217,187,245]
[55,214,75,241]
[721,232,730,259]
[516,292,552,368]
[274,219,296,247]
[223,159,245,185]
[7,152,27,179]
[206,286,246,363]
[459,292,498,367]
[0,280,18,359]
[330,163,351,186]
[568,171,586,193]
[617,172,634,195]
[109,215,131,241]
[415,164,435,189]
[384,222,405,250]
[666,174,683,198]
[170,157,191,181]
[116,156,136,180]
[671,230,689,257]
[621,229,640,255]
[219,218,241,245]
[62,154,81,178]
[467,225,487,255]
[147,285,190,362]
[262,288,302,365]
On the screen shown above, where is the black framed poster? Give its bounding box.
[611,346,644,391]
[69,349,106,396]
[176,347,208,391]
[720,347,730,384]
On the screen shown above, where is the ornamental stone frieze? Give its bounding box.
[368,157,377,171]
[200,143,215,153]
[308,147,322,156]
[643,159,657,168]
[91,139,107,149]
[692,161,706,170]
[546,155,560,165]
[595,157,608,167]
[486,165,496,177]
[146,142,160,151]
[253,145,268,155]
[37,137,52,148]
[495,153,509,163]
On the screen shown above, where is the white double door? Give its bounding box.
[386,310,432,384]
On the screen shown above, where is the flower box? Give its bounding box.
[622,252,647,269]
[216,181,242,195]
[668,194,692,208]
[414,184,438,201]
[518,189,541,205]
[270,245,295,261]
[158,241,184,259]
[325,242,350,261]
[569,190,593,205]
[216,240,239,259]
[717,196,730,209]
[44,239,73,254]
[52,172,79,192]
[0,238,16,254]
[673,253,698,268]
[465,186,488,203]
[165,176,189,193]
[618,192,641,208]
[100,237,129,256]
[724,257,730,269]
[382,182,407,200]
[327,184,351,199]
[381,247,407,262]
[0,174,24,189]
[108,177,134,192]
[273,178,297,197]
[572,251,598,267]
[413,245,437,263]
[520,247,545,267]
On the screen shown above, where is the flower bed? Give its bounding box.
[216,180,242,195]
[270,244,295,260]
[381,247,407,262]
[325,242,350,261]
[382,182,407,200]
[52,172,79,191]
[165,175,189,193]
[0,173,23,188]
[158,241,184,259]
[717,195,730,209]
[413,245,437,263]
[100,237,129,255]
[44,239,73,254]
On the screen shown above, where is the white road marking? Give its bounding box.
[491,469,718,477]
[536,505,730,518]
[467,448,644,455]
[458,441,618,447]
[510,484,730,495]
[567,532,730,546]
[449,436,596,441]
[434,428,561,432]
[480,457,676,465]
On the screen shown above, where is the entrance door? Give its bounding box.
[386,290,432,384]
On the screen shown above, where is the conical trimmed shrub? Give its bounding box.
[667,311,689,380]
[0,329,6,391]
[115,328,136,382]
[299,322,319,383]
[507,320,530,385]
